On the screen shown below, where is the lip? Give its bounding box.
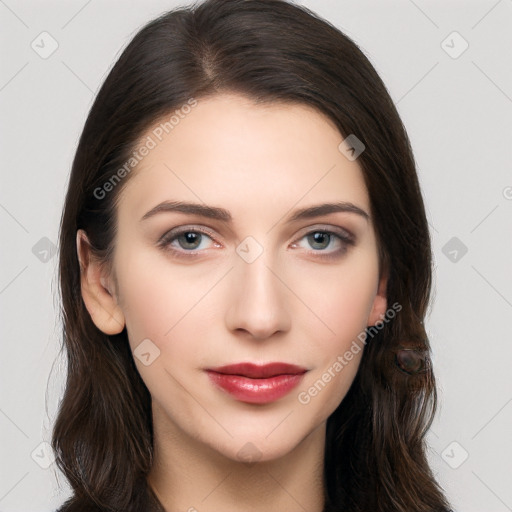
[205,362,308,404]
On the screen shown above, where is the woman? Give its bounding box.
[52,0,453,510]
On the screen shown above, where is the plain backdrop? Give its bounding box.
[1,0,511,511]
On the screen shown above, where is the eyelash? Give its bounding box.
[157,225,355,260]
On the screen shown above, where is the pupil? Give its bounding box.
[180,232,200,249]
[309,232,329,250]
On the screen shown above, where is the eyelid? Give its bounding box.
[157,225,220,246]
[291,223,355,243]
[157,223,356,257]
[158,223,354,243]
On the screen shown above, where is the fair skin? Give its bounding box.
[77,93,388,512]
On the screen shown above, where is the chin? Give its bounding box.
[209,428,309,465]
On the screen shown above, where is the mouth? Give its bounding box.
[205,362,308,404]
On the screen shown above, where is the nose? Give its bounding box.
[224,250,291,340]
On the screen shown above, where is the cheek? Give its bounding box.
[114,249,181,346]
[289,251,378,411]
[292,252,379,345]
[115,248,220,360]
[114,252,216,409]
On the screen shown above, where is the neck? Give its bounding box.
[147,403,327,512]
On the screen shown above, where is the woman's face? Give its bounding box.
[96,93,387,463]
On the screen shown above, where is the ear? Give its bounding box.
[367,270,388,327]
[76,229,125,335]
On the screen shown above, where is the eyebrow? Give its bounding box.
[140,200,370,223]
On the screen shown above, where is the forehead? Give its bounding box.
[117,93,370,223]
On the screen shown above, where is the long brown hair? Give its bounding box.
[52,0,452,510]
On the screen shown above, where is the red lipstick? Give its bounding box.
[205,362,307,404]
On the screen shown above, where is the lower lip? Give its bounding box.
[206,371,306,404]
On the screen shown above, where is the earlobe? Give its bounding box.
[368,271,388,327]
[76,229,125,335]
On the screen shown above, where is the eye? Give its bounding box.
[290,227,354,258]
[158,226,219,256]
[157,225,355,260]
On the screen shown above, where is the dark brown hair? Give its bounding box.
[52,0,452,510]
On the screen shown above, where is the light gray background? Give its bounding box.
[1,0,511,511]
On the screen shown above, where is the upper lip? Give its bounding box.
[206,362,308,379]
